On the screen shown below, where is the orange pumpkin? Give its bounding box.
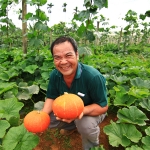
[52,93,84,119]
[24,110,50,133]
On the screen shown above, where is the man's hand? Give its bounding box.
[55,112,84,123]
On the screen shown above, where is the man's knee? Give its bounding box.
[75,116,100,135]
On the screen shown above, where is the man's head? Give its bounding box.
[51,36,79,79]
[50,36,78,56]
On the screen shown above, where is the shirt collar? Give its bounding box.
[56,62,82,79]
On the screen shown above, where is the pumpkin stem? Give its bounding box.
[64,92,68,94]
[37,110,40,114]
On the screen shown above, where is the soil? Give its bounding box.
[33,114,123,150]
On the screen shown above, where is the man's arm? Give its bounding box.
[42,98,54,114]
[83,103,108,116]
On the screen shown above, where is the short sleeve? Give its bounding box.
[89,74,108,107]
[46,70,59,99]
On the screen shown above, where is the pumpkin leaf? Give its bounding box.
[128,87,150,99]
[110,75,129,85]
[117,106,148,126]
[90,145,105,150]
[0,72,9,81]
[0,98,24,120]
[34,101,44,110]
[145,127,150,136]
[141,136,150,150]
[2,124,39,150]
[113,85,136,106]
[28,85,39,94]
[130,77,150,89]
[103,121,142,147]
[24,65,38,74]
[41,71,49,80]
[0,120,10,138]
[139,98,150,111]
[0,82,16,95]
[125,145,143,150]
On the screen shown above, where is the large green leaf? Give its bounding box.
[130,77,150,89]
[17,83,39,100]
[2,124,39,150]
[24,65,38,74]
[145,127,150,136]
[0,120,10,138]
[0,72,9,81]
[113,85,136,106]
[111,75,129,85]
[28,85,39,94]
[141,136,150,150]
[78,46,92,56]
[94,0,108,9]
[34,101,44,110]
[103,121,142,147]
[125,145,143,150]
[128,87,150,99]
[0,82,16,95]
[0,98,24,120]
[41,71,50,80]
[117,106,148,126]
[139,98,150,111]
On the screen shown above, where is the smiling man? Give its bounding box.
[42,36,108,150]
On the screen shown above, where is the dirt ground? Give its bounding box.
[33,114,121,150]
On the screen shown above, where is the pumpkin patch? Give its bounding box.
[52,93,84,119]
[24,110,50,133]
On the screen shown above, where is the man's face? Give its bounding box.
[53,41,79,78]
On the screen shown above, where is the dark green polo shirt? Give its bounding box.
[46,63,107,107]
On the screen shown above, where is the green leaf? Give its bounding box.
[103,121,142,147]
[28,85,39,94]
[34,101,44,110]
[77,23,86,37]
[113,86,136,106]
[3,90,17,99]
[77,10,90,21]
[0,120,10,138]
[111,75,129,85]
[94,0,108,9]
[41,71,49,80]
[128,87,150,99]
[145,127,150,136]
[34,21,48,31]
[0,82,16,95]
[40,82,48,91]
[78,46,92,56]
[8,116,20,127]
[130,77,150,89]
[125,145,143,150]
[0,72,9,81]
[141,136,150,150]
[0,98,24,120]
[90,145,105,150]
[86,30,95,41]
[2,124,39,150]
[24,65,38,74]
[17,90,30,100]
[35,9,48,21]
[117,106,148,126]
[139,98,150,111]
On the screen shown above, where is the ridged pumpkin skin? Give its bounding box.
[52,93,84,119]
[24,110,50,133]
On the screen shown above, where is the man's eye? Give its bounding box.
[66,54,73,58]
[54,57,61,60]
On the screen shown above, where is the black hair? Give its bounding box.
[50,36,78,55]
